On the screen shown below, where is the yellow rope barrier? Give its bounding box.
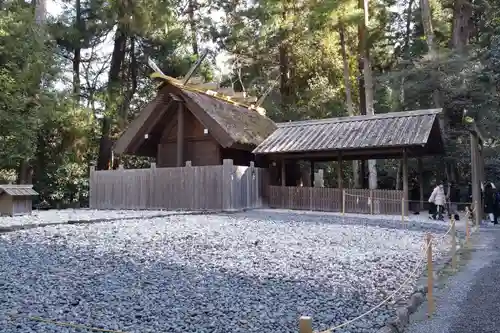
[318,221,455,332]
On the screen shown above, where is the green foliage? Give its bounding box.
[0,2,53,169]
[3,0,500,204]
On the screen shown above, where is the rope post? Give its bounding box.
[426,233,435,317]
[299,316,313,333]
[342,189,346,216]
[451,216,457,270]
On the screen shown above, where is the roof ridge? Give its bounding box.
[0,184,34,187]
[277,109,442,127]
[151,73,266,113]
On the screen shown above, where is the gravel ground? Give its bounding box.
[0,210,452,333]
[407,225,500,333]
[0,209,179,228]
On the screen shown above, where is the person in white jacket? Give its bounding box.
[429,182,446,220]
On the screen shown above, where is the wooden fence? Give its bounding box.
[268,186,404,215]
[89,159,268,211]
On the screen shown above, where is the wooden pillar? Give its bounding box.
[478,144,485,184]
[281,159,286,186]
[477,145,483,220]
[310,160,315,187]
[337,153,343,190]
[417,157,424,211]
[402,149,409,215]
[478,141,485,221]
[471,131,481,225]
[176,103,184,167]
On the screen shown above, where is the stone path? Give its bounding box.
[407,224,500,333]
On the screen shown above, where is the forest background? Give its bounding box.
[1,0,498,207]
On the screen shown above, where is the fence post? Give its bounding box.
[89,166,95,209]
[249,162,255,209]
[149,162,156,209]
[342,189,346,216]
[370,189,373,215]
[426,233,435,317]
[222,159,234,211]
[451,216,457,270]
[185,161,194,209]
[299,316,313,333]
[401,197,405,224]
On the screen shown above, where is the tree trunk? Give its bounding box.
[357,0,368,188]
[118,36,138,121]
[451,0,472,51]
[339,22,360,188]
[33,0,47,25]
[18,0,47,184]
[187,0,199,55]
[96,26,127,170]
[403,0,414,56]
[361,0,378,189]
[420,0,440,108]
[420,0,435,53]
[72,0,81,101]
[279,1,291,116]
[96,116,113,170]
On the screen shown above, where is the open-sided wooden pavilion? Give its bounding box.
[253,109,446,214]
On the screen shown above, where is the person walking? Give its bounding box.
[429,181,446,221]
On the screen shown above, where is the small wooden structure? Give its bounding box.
[253,109,446,215]
[0,184,38,216]
[113,78,276,168]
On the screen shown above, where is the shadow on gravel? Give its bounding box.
[0,241,376,333]
[226,210,449,236]
[0,211,219,234]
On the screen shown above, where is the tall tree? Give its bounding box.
[361,0,378,189]
[339,21,361,188]
[72,0,82,101]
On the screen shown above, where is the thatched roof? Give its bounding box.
[114,81,277,156]
[180,88,276,147]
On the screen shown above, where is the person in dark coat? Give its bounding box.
[484,183,497,224]
[494,185,500,224]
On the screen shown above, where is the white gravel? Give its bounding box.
[0,210,452,333]
[0,209,178,228]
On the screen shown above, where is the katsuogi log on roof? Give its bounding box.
[253,109,445,160]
